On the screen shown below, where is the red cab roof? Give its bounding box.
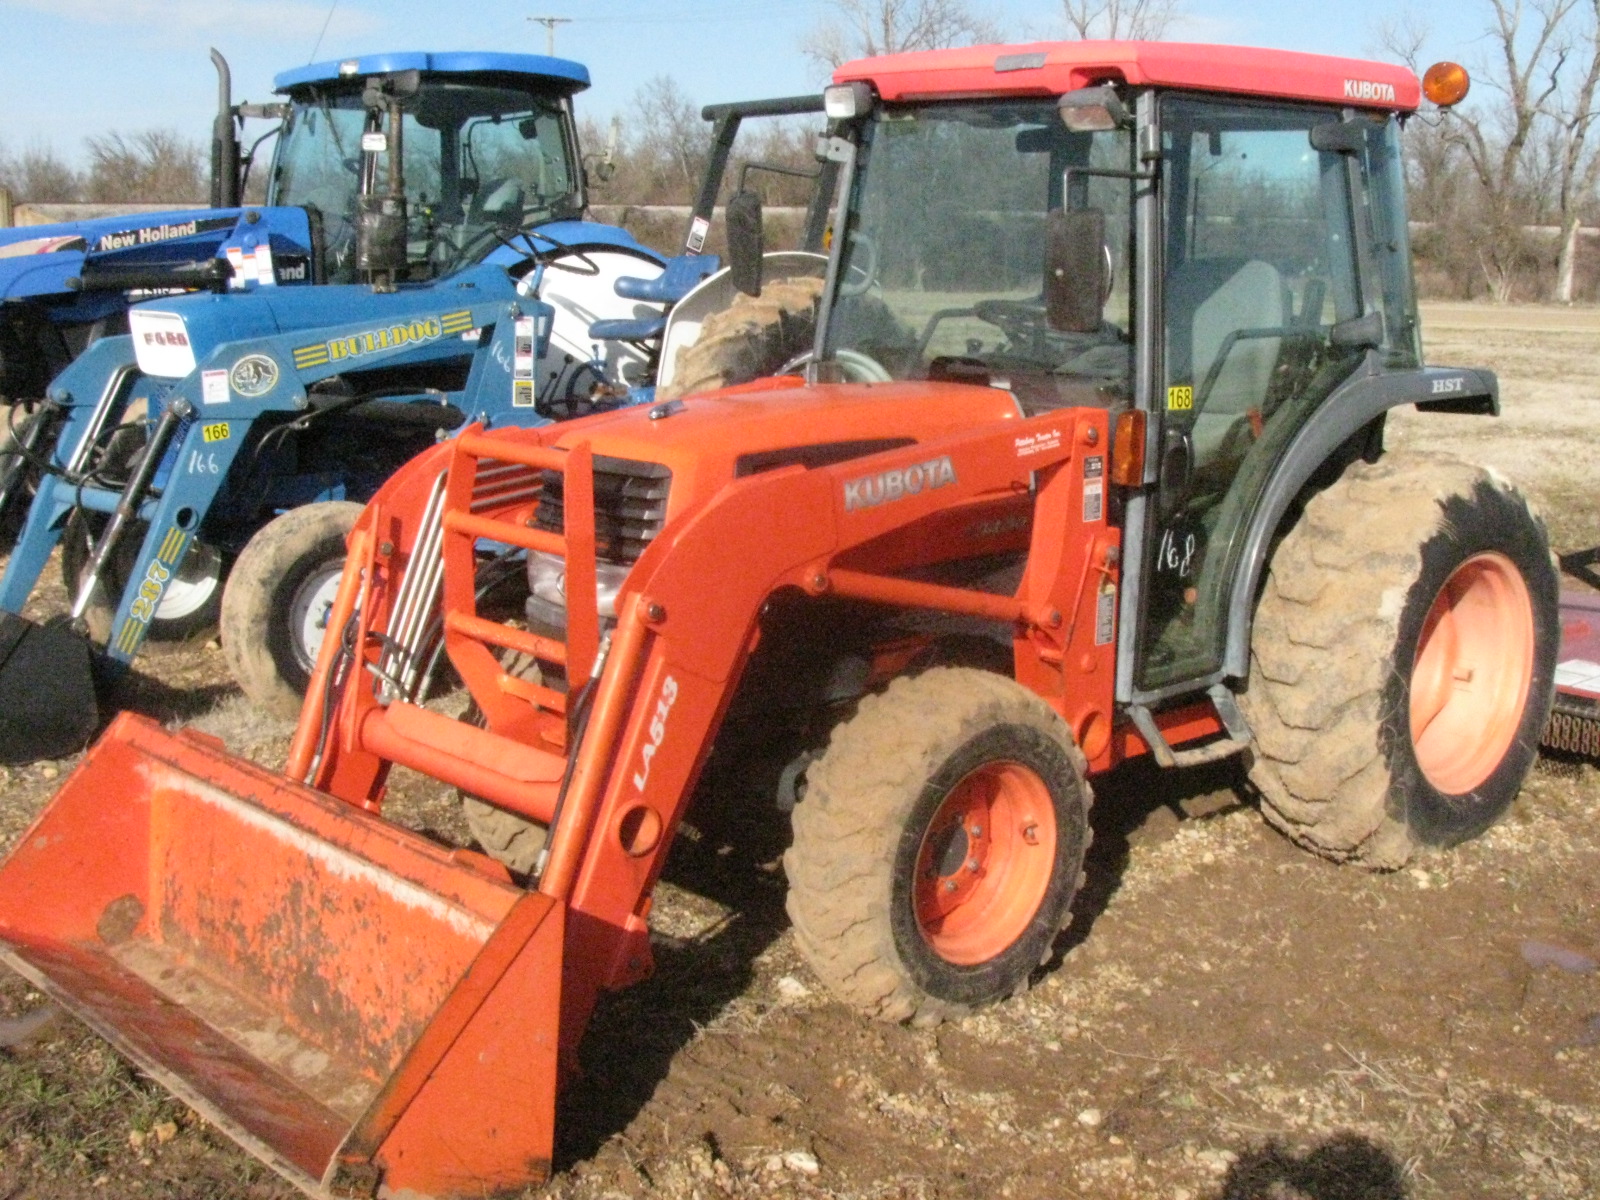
[834,41,1421,112]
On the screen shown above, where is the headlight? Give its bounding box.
[129,310,197,378]
[823,81,874,120]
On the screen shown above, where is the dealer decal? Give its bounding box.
[1014,428,1062,458]
[292,309,474,369]
[843,455,958,512]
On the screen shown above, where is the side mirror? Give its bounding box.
[726,189,764,297]
[1045,207,1107,333]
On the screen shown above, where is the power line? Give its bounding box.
[309,0,339,63]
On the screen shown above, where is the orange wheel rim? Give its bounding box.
[913,760,1056,965]
[1409,552,1533,794]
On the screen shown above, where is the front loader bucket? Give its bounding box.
[0,713,565,1199]
[0,611,99,765]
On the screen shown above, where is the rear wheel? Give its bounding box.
[660,276,824,400]
[786,668,1092,1025]
[1241,452,1558,868]
[221,502,362,717]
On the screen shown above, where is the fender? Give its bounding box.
[1220,359,1500,680]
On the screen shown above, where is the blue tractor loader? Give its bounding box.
[0,90,845,764]
[0,51,684,762]
[0,48,658,543]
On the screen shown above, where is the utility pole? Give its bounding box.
[528,16,572,56]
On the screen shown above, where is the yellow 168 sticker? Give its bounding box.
[1167,385,1194,412]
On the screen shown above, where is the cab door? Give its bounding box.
[1131,95,1368,697]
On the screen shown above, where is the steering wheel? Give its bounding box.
[778,347,893,383]
[507,230,602,276]
[837,231,879,297]
[973,298,1051,347]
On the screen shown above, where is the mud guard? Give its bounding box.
[0,612,99,764]
[0,713,564,1199]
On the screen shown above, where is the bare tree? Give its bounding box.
[1545,0,1600,301]
[0,142,83,203]
[1061,0,1183,40]
[1385,0,1600,301]
[83,130,205,203]
[632,76,712,203]
[803,0,1003,73]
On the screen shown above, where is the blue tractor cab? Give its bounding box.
[0,49,619,403]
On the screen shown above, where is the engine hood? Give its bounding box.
[548,377,1024,514]
[0,207,322,299]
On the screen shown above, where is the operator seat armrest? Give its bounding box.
[615,254,720,305]
[590,316,667,343]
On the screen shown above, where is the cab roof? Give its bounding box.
[275,51,589,95]
[834,40,1420,112]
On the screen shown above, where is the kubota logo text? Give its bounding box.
[634,675,680,792]
[843,455,958,512]
[1343,78,1397,104]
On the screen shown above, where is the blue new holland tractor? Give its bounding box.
[0,50,704,760]
[0,49,664,539]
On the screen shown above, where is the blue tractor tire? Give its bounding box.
[221,501,363,717]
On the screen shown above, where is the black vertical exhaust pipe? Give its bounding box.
[210,48,241,209]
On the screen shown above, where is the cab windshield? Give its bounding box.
[823,100,1134,413]
[270,80,582,283]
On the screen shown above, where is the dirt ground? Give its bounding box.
[2,302,1599,1200]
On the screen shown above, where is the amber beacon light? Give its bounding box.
[1422,61,1471,108]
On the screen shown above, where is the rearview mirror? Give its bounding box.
[1045,207,1107,333]
[726,189,764,296]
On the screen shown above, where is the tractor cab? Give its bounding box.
[264,51,593,285]
[728,44,1474,714]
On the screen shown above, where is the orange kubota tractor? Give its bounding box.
[0,43,1558,1199]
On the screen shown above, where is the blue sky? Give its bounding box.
[0,0,1485,167]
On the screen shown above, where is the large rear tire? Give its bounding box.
[659,276,824,400]
[221,502,362,717]
[1241,452,1558,868]
[785,668,1092,1025]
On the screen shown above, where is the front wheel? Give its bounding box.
[1241,452,1558,868]
[785,668,1092,1025]
[221,502,362,717]
[61,511,225,646]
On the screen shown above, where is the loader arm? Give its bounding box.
[0,291,534,663]
[288,401,1119,1069]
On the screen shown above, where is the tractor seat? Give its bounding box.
[589,254,720,343]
